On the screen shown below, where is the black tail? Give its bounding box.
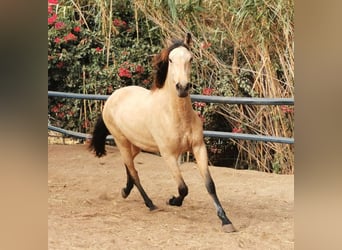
[89,115,110,157]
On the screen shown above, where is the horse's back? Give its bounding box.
[103,85,151,124]
[109,85,149,99]
[105,85,149,108]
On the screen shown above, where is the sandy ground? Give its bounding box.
[48,144,294,249]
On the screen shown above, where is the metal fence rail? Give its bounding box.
[48,91,294,144]
[48,91,294,105]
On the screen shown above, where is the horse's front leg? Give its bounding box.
[163,155,188,206]
[192,142,236,233]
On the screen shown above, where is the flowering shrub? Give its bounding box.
[48,0,160,132]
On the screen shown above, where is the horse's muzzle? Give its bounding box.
[176,82,192,98]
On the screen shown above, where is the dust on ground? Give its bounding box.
[48,144,294,249]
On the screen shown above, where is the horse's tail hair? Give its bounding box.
[89,115,110,157]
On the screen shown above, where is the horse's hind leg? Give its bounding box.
[121,165,134,198]
[163,155,188,206]
[117,142,157,211]
[121,145,140,198]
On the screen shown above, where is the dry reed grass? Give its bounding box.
[134,0,294,174]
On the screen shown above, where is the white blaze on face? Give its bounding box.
[168,46,192,93]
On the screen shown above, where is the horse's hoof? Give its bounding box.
[149,205,159,211]
[168,196,183,206]
[121,188,128,198]
[222,223,237,233]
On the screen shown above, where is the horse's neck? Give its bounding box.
[163,85,193,124]
[172,96,192,121]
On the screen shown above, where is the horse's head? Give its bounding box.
[152,33,193,98]
[168,43,193,98]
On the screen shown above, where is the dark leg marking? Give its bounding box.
[135,182,157,211]
[123,164,157,211]
[169,183,188,206]
[206,177,232,226]
[121,166,134,198]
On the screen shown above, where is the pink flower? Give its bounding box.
[48,0,58,5]
[51,105,59,113]
[194,102,206,108]
[142,79,150,85]
[58,112,65,119]
[113,19,121,26]
[48,13,57,25]
[54,37,61,43]
[280,105,294,114]
[48,6,53,14]
[63,33,77,42]
[113,18,127,27]
[200,42,212,49]
[202,87,213,95]
[135,65,144,74]
[118,68,132,78]
[74,26,81,32]
[54,21,65,30]
[95,47,102,53]
[232,127,242,133]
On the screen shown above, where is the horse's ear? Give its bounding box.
[184,33,192,47]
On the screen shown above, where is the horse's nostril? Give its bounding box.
[186,83,192,90]
[176,83,180,90]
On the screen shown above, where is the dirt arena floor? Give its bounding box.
[48,144,294,249]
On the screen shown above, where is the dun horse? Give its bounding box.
[89,33,236,232]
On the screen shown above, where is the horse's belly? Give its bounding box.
[121,123,159,153]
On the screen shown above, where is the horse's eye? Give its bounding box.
[169,58,172,63]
